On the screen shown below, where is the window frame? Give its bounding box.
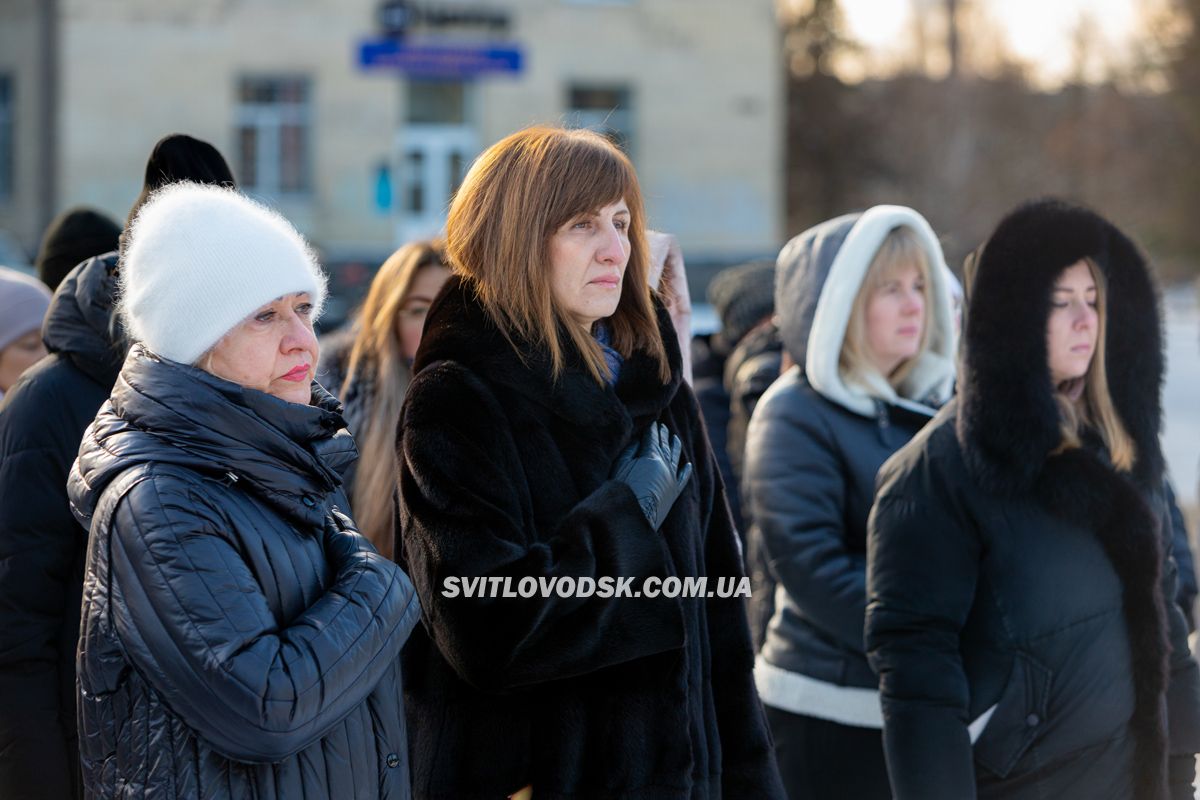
[234,75,314,200]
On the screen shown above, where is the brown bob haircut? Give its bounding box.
[445,125,669,385]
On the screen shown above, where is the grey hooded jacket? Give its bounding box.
[744,206,957,726]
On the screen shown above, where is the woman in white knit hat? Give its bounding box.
[0,266,51,399]
[67,182,421,799]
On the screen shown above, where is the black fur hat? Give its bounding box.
[956,198,1164,495]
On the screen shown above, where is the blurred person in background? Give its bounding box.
[0,133,234,800]
[745,206,958,800]
[646,229,694,384]
[69,182,420,800]
[34,208,122,293]
[397,125,784,799]
[1166,482,1199,631]
[316,239,450,557]
[691,259,778,539]
[866,199,1200,800]
[0,266,52,399]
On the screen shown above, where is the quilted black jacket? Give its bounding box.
[68,345,421,799]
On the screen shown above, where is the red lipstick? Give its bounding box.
[281,364,310,382]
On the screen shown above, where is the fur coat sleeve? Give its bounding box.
[398,361,688,694]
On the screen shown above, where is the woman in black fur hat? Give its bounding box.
[865,198,1200,800]
[396,125,784,799]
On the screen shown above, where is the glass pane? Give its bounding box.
[449,151,465,197]
[568,86,628,111]
[279,124,307,192]
[240,78,267,103]
[238,126,258,188]
[408,80,466,125]
[279,78,308,104]
[0,76,12,197]
[406,151,425,214]
[567,84,633,156]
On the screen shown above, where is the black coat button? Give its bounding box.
[301,496,317,508]
[386,753,400,768]
[1026,713,1040,727]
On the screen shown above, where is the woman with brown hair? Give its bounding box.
[318,240,450,556]
[865,199,1200,799]
[396,125,783,799]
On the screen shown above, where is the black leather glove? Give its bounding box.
[323,505,375,565]
[611,422,693,531]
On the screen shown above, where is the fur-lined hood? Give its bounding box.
[955,198,1176,800]
[956,198,1165,495]
[774,205,958,418]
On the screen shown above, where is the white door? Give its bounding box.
[394,124,477,244]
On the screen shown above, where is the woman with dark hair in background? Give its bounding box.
[397,125,783,799]
[866,199,1200,799]
[0,132,235,800]
[744,206,958,799]
[70,182,419,799]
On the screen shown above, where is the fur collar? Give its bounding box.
[957,199,1169,800]
[414,274,683,442]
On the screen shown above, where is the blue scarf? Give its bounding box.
[593,322,623,386]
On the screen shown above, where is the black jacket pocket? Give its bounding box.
[973,651,1052,778]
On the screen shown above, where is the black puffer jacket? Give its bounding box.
[398,276,783,799]
[68,346,421,799]
[744,207,957,719]
[866,200,1200,800]
[0,252,123,799]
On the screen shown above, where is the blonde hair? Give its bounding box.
[839,226,933,393]
[1052,258,1136,471]
[445,125,668,385]
[342,240,447,556]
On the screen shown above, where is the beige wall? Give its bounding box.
[52,0,780,263]
[483,0,782,259]
[60,0,399,254]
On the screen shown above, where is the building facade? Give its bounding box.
[0,0,782,281]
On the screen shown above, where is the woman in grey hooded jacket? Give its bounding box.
[744,205,957,799]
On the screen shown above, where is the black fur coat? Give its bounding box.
[396,276,784,799]
[865,200,1200,800]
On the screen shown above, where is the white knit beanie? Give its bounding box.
[119,182,327,364]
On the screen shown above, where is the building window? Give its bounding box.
[566,84,633,157]
[236,76,312,197]
[0,75,13,202]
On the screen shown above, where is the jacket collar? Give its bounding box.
[75,345,355,530]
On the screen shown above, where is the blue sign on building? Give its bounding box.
[358,39,523,78]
